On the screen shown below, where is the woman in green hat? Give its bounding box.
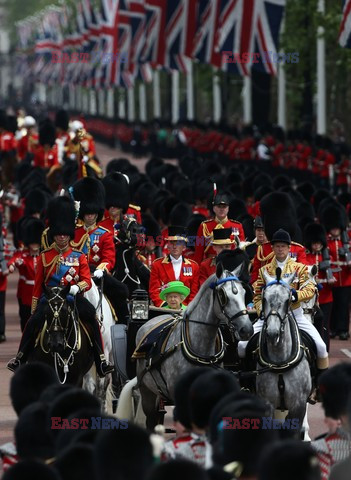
[159,281,190,310]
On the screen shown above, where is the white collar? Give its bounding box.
[276,257,288,269]
[170,255,182,264]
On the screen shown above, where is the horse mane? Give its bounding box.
[185,274,214,316]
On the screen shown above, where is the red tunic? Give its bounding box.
[32,246,91,312]
[33,144,59,169]
[0,131,16,151]
[149,255,199,307]
[17,133,38,160]
[305,251,335,304]
[199,257,216,286]
[327,235,351,287]
[73,224,115,272]
[193,218,245,265]
[8,249,39,306]
[251,241,307,284]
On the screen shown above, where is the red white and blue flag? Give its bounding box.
[339,0,351,48]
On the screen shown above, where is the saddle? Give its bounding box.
[132,316,181,368]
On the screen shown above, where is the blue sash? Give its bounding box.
[47,251,82,287]
[81,227,106,255]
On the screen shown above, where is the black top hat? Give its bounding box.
[212,228,235,245]
[270,229,291,245]
[254,216,264,229]
[213,193,230,206]
[165,225,187,242]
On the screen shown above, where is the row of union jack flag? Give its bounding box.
[16,0,286,89]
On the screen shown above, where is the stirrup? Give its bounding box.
[308,387,321,405]
[7,354,23,373]
[96,360,115,378]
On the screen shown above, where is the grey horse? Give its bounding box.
[256,268,312,431]
[135,262,254,430]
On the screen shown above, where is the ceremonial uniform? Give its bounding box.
[313,429,351,480]
[194,217,244,264]
[32,144,59,169]
[99,204,142,237]
[238,230,328,366]
[161,433,210,467]
[17,131,38,161]
[73,225,115,273]
[199,257,216,286]
[149,255,199,307]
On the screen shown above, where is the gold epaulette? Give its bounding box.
[129,203,141,211]
[41,228,51,251]
[291,241,304,248]
[256,244,274,263]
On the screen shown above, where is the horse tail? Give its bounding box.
[116,377,138,420]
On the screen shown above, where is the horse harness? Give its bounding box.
[136,275,248,400]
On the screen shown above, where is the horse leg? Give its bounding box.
[139,384,160,431]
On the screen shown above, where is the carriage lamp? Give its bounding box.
[131,289,149,320]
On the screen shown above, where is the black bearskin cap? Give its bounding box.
[24,188,49,216]
[320,204,347,232]
[46,196,76,239]
[2,460,60,480]
[260,192,297,241]
[102,172,130,212]
[169,202,192,226]
[319,363,351,419]
[39,119,56,147]
[23,218,45,246]
[72,177,105,222]
[55,109,69,130]
[142,213,161,240]
[303,223,327,251]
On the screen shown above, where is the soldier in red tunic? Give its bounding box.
[17,116,38,161]
[199,228,236,286]
[8,218,44,331]
[320,204,351,340]
[7,196,114,376]
[149,226,199,307]
[193,193,245,265]
[72,177,129,322]
[32,120,59,169]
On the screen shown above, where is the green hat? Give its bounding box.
[159,281,190,301]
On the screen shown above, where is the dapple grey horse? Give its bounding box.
[134,262,254,430]
[256,268,312,432]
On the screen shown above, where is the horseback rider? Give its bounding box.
[7,196,114,376]
[238,229,329,397]
[71,177,129,323]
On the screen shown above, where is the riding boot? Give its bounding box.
[90,317,114,377]
[7,319,37,372]
[308,357,329,404]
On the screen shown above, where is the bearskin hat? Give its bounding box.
[169,202,192,226]
[0,110,7,130]
[102,172,130,212]
[46,196,76,239]
[106,157,131,175]
[320,204,347,232]
[72,177,105,222]
[24,189,49,216]
[2,460,61,480]
[260,192,297,241]
[55,110,69,131]
[319,363,351,419]
[303,223,327,251]
[186,213,206,238]
[141,213,161,240]
[39,119,56,147]
[296,181,315,202]
[296,201,315,221]
[228,198,247,220]
[23,218,45,246]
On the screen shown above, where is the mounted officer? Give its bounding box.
[7,196,114,376]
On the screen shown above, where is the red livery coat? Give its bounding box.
[149,255,199,307]
[199,257,216,286]
[305,251,335,304]
[73,224,115,272]
[8,250,39,306]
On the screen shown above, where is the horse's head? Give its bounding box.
[42,284,71,353]
[262,267,295,345]
[118,216,145,247]
[211,262,254,341]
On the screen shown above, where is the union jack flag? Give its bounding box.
[216,0,285,76]
[165,0,198,72]
[141,0,167,68]
[192,0,222,67]
[339,0,351,48]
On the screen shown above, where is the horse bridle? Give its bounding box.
[209,275,248,325]
[262,280,292,334]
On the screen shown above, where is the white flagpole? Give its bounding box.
[107,88,114,118]
[277,16,286,129]
[171,69,180,124]
[153,69,161,118]
[127,87,135,122]
[242,75,252,123]
[212,67,221,123]
[317,0,326,134]
[139,83,147,122]
[186,60,194,121]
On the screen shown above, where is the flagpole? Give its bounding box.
[118,88,126,119]
[127,87,135,122]
[153,69,161,118]
[186,60,194,121]
[139,83,147,122]
[212,67,221,123]
[317,0,326,134]
[107,88,114,119]
[277,16,286,129]
[171,70,180,124]
[242,76,252,124]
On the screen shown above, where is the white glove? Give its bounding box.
[94,269,104,279]
[69,285,80,296]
